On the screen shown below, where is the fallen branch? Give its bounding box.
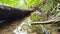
[31,19,60,25]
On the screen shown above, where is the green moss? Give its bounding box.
[30,13,40,22]
[30,13,47,22]
[32,25,43,34]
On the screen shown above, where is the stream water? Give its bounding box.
[13,18,32,34]
[40,25,50,34]
[13,11,50,34]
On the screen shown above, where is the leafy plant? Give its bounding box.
[0,0,19,6]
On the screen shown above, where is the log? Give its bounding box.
[0,5,34,23]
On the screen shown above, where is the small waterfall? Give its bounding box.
[13,17,32,34]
